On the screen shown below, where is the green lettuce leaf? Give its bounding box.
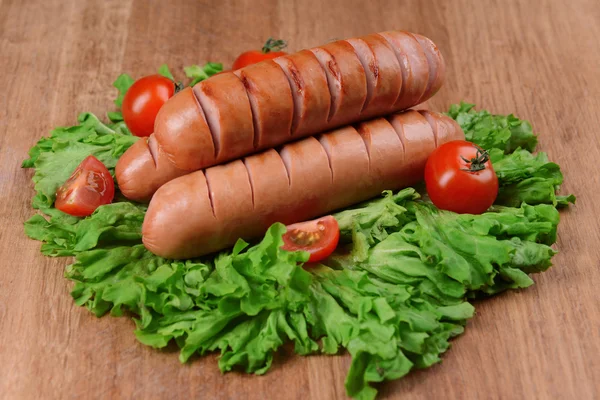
[23,97,571,400]
[449,102,575,208]
[22,112,136,209]
[112,73,135,108]
[158,64,175,80]
[184,62,223,86]
[447,102,538,153]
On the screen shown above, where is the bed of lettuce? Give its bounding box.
[22,64,575,400]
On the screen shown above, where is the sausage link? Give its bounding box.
[119,31,446,202]
[143,110,464,259]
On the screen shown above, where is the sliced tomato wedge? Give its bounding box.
[55,155,115,217]
[281,216,340,263]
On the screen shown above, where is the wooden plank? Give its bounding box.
[0,0,598,398]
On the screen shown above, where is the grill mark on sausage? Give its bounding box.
[272,57,300,136]
[316,135,335,184]
[275,146,292,187]
[230,73,258,150]
[353,123,372,174]
[191,86,220,159]
[203,169,217,218]
[242,158,256,210]
[310,48,340,122]
[418,110,439,148]
[237,72,261,149]
[409,32,435,103]
[385,114,407,161]
[378,33,409,108]
[346,38,375,114]
[146,136,158,168]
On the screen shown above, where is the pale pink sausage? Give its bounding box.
[233,60,294,150]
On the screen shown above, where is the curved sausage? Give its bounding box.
[118,31,446,202]
[143,111,464,259]
[272,50,331,136]
[115,136,187,203]
[233,60,294,150]
[378,31,430,110]
[346,34,403,117]
[309,40,368,126]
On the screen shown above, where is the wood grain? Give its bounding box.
[1,0,599,399]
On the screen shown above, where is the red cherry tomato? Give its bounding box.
[281,216,340,263]
[55,155,115,217]
[424,140,499,214]
[232,38,288,70]
[122,75,176,137]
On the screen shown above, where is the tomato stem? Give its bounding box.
[174,81,185,94]
[262,38,287,53]
[460,148,490,172]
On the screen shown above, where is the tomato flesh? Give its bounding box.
[282,216,340,263]
[424,140,499,214]
[122,75,175,137]
[55,155,115,217]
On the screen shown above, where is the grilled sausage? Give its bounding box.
[117,31,446,202]
[142,110,463,259]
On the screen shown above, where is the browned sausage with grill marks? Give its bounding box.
[117,31,446,202]
[142,110,463,259]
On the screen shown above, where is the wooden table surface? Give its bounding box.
[1,0,599,399]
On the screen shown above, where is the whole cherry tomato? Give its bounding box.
[122,75,177,137]
[424,140,499,214]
